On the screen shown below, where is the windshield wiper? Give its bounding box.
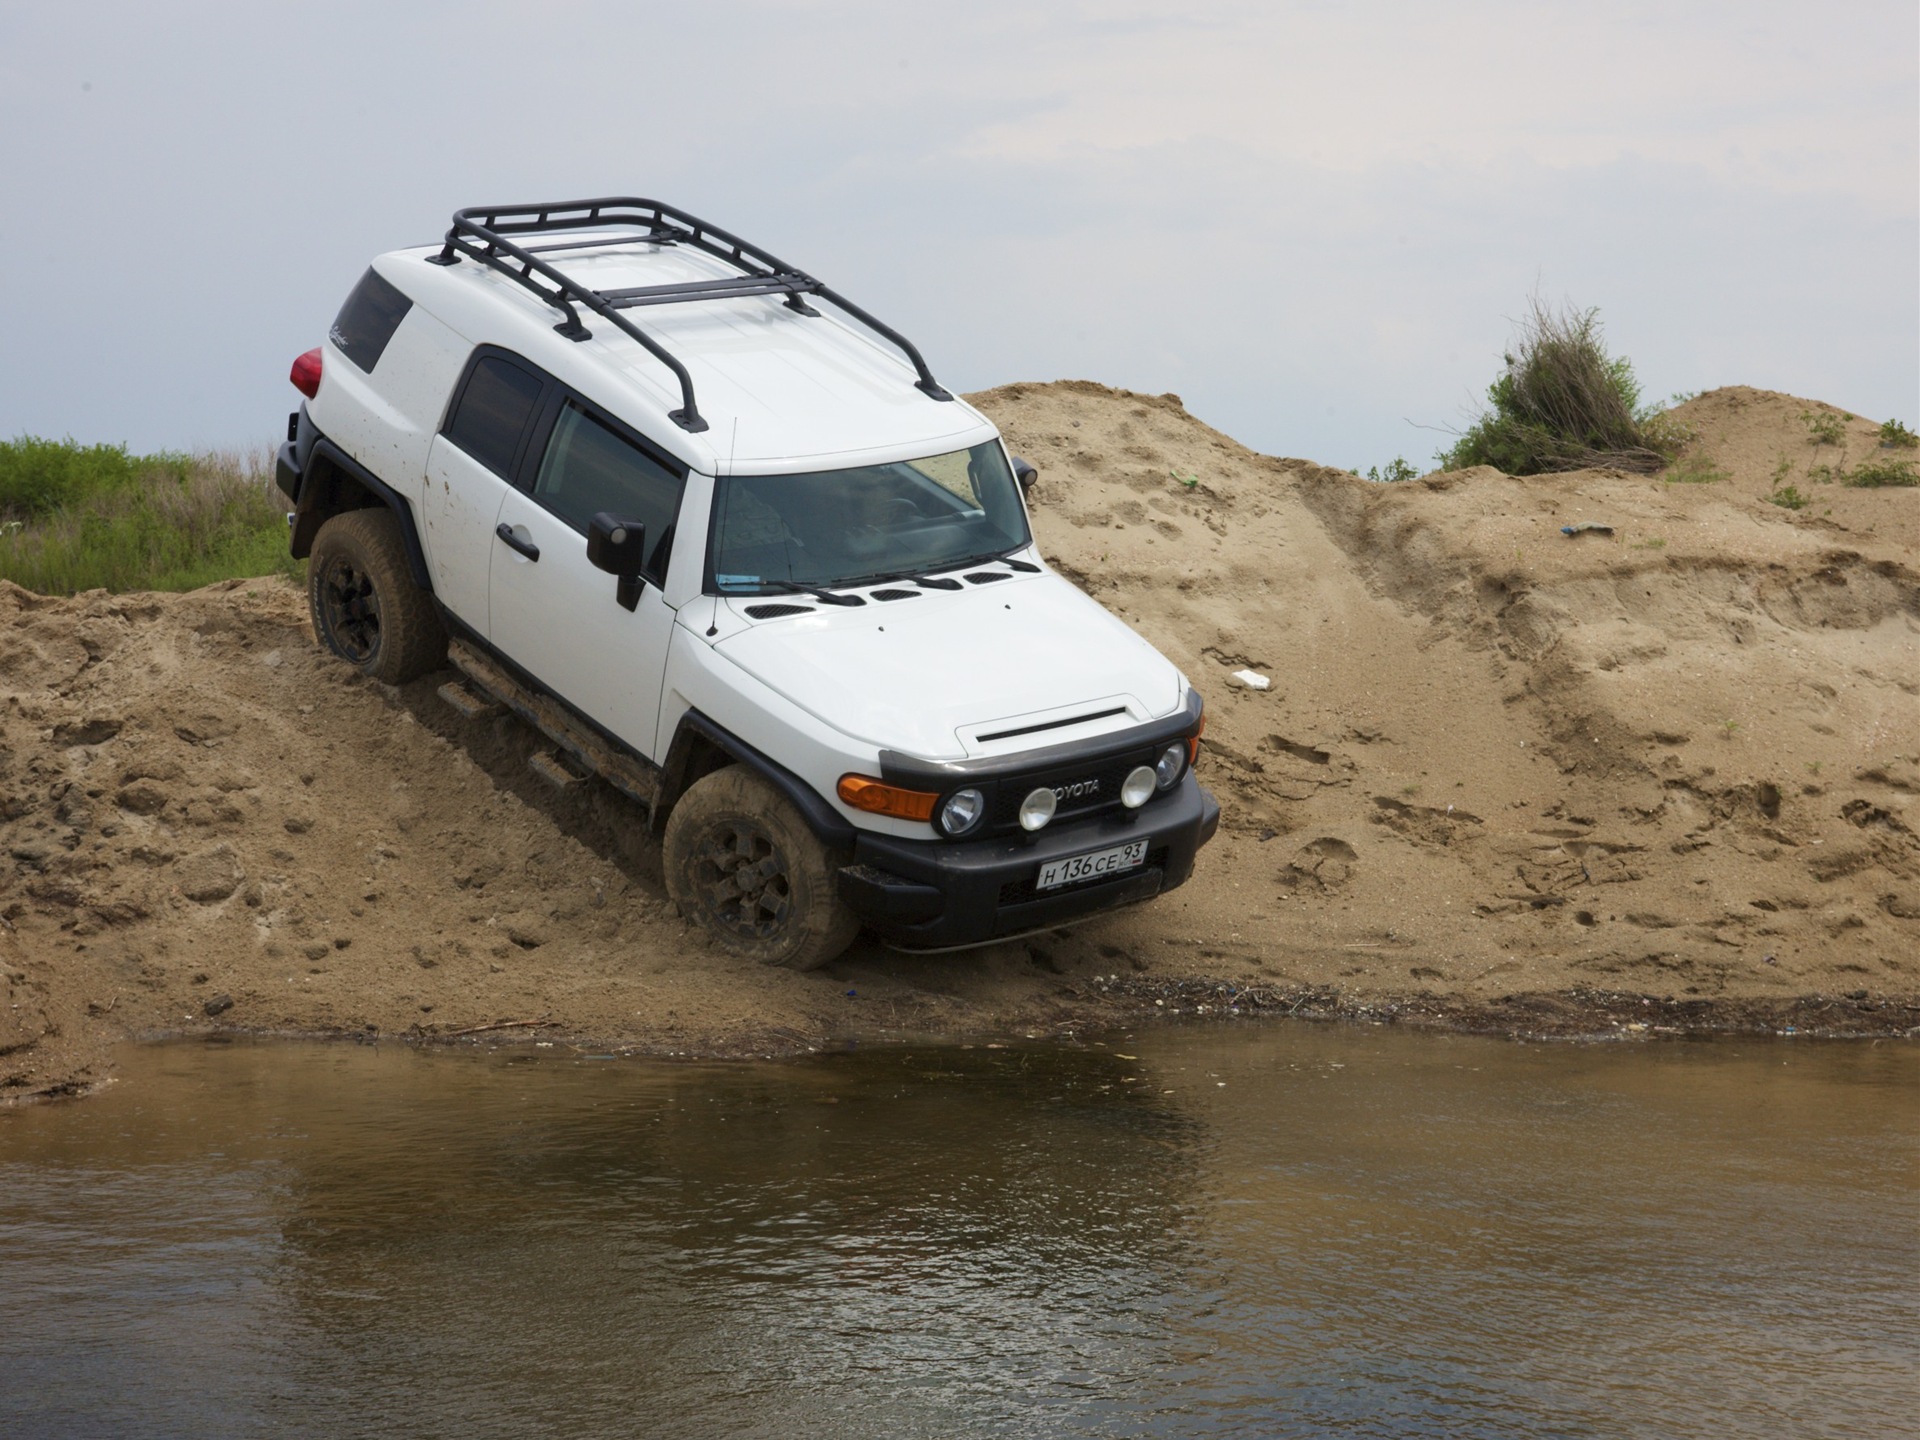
[853,568,963,592]
[760,578,864,607]
[933,547,1040,577]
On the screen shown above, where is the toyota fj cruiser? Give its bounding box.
[276,198,1218,968]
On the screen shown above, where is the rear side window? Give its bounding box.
[533,403,683,580]
[443,356,545,479]
[329,268,413,373]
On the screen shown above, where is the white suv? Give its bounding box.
[276,197,1218,968]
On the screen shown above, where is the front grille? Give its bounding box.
[998,846,1168,907]
[988,755,1141,829]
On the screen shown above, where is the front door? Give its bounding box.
[489,399,685,762]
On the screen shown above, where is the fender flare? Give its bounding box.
[290,438,434,593]
[656,710,855,848]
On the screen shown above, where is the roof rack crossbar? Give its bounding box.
[520,233,680,256]
[427,197,953,434]
[600,274,823,308]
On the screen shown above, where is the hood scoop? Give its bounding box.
[976,706,1129,744]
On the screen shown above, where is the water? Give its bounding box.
[1,1028,1914,1439]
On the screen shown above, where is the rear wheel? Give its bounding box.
[663,765,859,970]
[308,507,446,684]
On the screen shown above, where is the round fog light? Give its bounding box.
[1155,742,1186,790]
[1121,765,1157,808]
[1018,786,1057,831]
[939,788,985,836]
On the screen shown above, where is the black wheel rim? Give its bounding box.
[319,556,382,664]
[688,820,792,939]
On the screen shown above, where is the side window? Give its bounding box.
[533,403,683,581]
[443,356,544,480]
[329,268,413,373]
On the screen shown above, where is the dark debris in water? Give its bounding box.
[1063,976,1920,1042]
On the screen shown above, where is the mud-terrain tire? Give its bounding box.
[308,507,446,684]
[663,764,860,970]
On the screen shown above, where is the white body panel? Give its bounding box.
[492,490,678,761]
[660,619,929,839]
[309,293,469,505]
[421,437,508,635]
[709,571,1183,762]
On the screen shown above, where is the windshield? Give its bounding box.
[707,441,1030,594]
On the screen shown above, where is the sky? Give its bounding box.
[1,0,1914,471]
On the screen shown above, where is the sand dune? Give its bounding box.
[4,384,1915,1100]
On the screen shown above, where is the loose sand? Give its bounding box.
[4,384,1916,1100]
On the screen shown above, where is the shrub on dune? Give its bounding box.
[1441,300,1681,476]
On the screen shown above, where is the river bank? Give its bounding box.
[4,382,1916,1101]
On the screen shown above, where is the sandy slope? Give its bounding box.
[4,384,1916,1100]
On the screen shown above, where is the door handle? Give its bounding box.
[495,522,539,561]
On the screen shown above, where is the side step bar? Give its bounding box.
[443,641,663,814]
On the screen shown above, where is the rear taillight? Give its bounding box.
[290,347,322,399]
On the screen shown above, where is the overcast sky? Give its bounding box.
[2,1,1914,470]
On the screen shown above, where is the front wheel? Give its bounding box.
[308,506,447,684]
[662,765,859,970]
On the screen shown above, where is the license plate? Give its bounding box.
[1036,839,1150,892]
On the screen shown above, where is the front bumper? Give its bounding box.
[837,773,1220,949]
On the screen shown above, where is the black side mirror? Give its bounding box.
[587,512,646,611]
[1012,456,1038,496]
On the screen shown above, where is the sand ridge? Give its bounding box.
[3,383,1916,1100]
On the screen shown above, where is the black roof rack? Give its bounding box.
[427,197,954,434]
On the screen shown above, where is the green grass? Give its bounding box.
[1802,410,1849,446]
[1846,456,1919,488]
[1768,484,1811,511]
[0,435,190,516]
[1439,299,1682,476]
[1361,458,1419,483]
[0,438,298,595]
[1878,418,1917,449]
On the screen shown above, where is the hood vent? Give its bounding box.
[744,602,814,619]
[870,588,921,602]
[964,571,1010,584]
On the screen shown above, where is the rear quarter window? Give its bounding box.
[329,268,414,373]
[443,355,546,479]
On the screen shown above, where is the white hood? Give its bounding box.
[713,573,1186,761]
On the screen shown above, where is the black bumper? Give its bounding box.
[837,774,1220,950]
[275,440,302,506]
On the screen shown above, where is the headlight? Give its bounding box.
[1155,742,1186,790]
[939,788,986,836]
[1018,786,1057,831]
[1121,765,1157,808]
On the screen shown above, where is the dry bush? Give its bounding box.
[1442,300,1682,476]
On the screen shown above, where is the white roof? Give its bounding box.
[375,240,999,475]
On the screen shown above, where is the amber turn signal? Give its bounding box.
[837,774,939,821]
[1188,714,1207,767]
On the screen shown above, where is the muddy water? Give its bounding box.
[1,1029,1914,1440]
